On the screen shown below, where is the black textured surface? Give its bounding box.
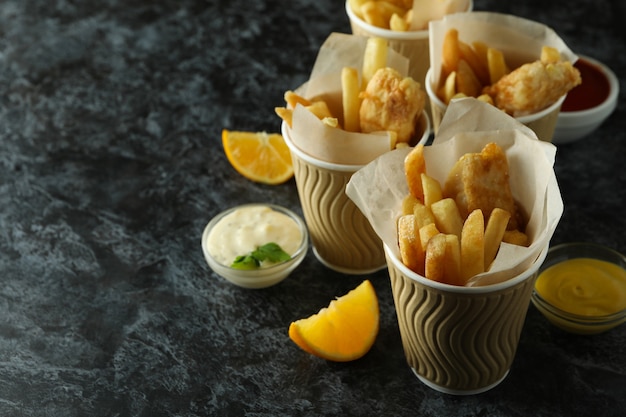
[0,0,624,416]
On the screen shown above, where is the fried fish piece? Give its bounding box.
[482,46,581,117]
[443,142,521,231]
[359,67,426,144]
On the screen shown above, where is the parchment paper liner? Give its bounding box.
[289,32,429,166]
[346,98,564,287]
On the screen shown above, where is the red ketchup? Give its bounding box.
[561,58,611,112]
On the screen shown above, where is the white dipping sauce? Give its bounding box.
[206,205,303,267]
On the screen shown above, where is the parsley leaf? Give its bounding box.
[231,242,291,270]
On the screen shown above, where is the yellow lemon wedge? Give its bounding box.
[222,129,294,184]
[289,280,380,362]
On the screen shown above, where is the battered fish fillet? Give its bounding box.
[483,52,581,117]
[359,67,426,144]
[443,142,521,231]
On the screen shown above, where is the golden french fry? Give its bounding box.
[442,70,457,104]
[361,37,389,90]
[389,13,408,31]
[430,198,464,239]
[413,201,435,229]
[461,209,485,281]
[284,91,312,109]
[275,107,293,127]
[444,234,462,286]
[459,40,490,86]
[421,173,443,208]
[442,28,461,79]
[306,100,334,120]
[404,144,426,201]
[419,222,439,251]
[348,0,368,20]
[341,66,361,132]
[425,233,447,282]
[487,47,509,84]
[401,194,419,215]
[321,117,339,128]
[503,229,529,247]
[456,59,482,98]
[476,93,494,105]
[361,1,389,28]
[541,45,561,64]
[398,214,425,275]
[472,41,489,73]
[484,208,511,269]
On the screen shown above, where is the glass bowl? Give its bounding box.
[201,204,309,289]
[531,242,626,334]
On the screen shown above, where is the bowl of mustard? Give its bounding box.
[531,242,626,335]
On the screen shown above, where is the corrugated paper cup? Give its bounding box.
[426,68,565,141]
[385,242,548,394]
[345,0,473,93]
[281,114,429,274]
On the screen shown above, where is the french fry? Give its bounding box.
[321,117,339,128]
[398,214,425,275]
[274,107,293,127]
[503,229,529,247]
[471,41,489,73]
[401,194,419,215]
[461,209,485,281]
[389,13,409,31]
[361,37,389,90]
[444,234,462,286]
[456,59,482,98]
[425,233,447,282]
[404,144,426,201]
[442,70,457,104]
[484,208,511,269]
[441,28,461,79]
[348,0,368,20]
[306,100,334,120]
[341,66,361,132]
[419,222,439,251]
[361,1,390,28]
[487,47,509,84]
[459,40,490,86]
[413,201,435,228]
[430,198,464,239]
[421,173,443,208]
[284,91,312,109]
[541,45,561,64]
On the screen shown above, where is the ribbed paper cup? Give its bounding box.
[281,114,429,274]
[384,242,549,395]
[425,68,564,142]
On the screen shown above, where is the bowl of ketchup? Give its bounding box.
[553,55,619,144]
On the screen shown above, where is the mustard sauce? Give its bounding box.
[535,258,626,316]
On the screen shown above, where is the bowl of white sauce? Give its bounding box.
[202,204,309,289]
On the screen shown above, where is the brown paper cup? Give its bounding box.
[345,0,473,92]
[425,68,565,142]
[384,242,549,395]
[281,114,429,274]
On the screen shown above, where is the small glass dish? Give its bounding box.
[531,242,626,335]
[201,204,309,289]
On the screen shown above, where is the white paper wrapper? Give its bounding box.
[428,11,578,89]
[410,0,471,30]
[288,32,423,166]
[346,98,564,286]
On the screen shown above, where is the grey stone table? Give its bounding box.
[0,0,624,416]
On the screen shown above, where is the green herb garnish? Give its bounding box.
[231,242,291,270]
